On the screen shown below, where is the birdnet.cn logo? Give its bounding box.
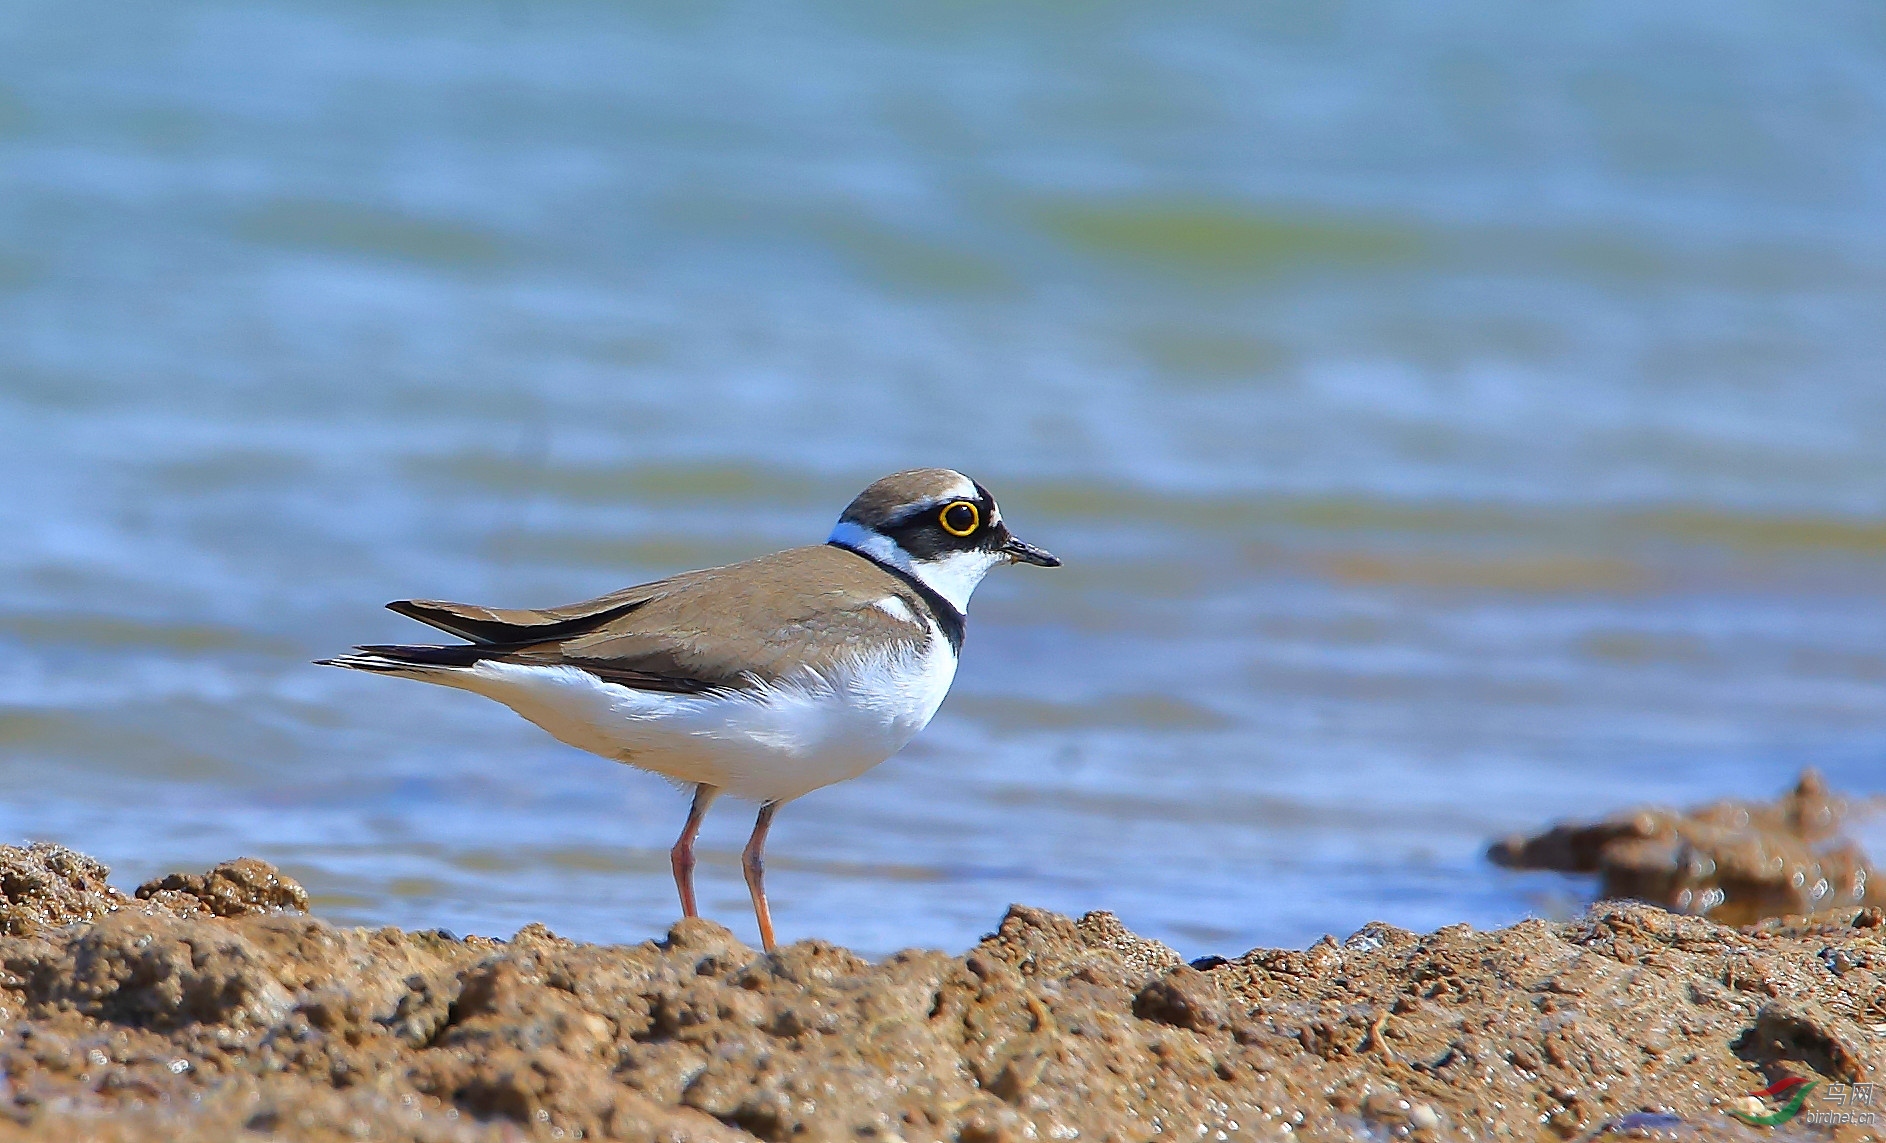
[1725,1078,1878,1127]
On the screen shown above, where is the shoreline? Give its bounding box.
[1,838,1882,1141]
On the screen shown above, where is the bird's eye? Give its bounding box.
[939,501,979,536]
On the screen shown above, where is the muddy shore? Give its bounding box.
[3,780,1884,1142]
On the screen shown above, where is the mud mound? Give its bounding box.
[1,848,1883,1141]
[1491,770,1883,924]
[134,856,313,918]
[0,842,129,936]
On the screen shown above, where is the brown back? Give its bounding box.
[389,545,935,692]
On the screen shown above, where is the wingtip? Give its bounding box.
[315,652,417,675]
[316,649,384,669]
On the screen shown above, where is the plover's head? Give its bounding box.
[827,468,1059,613]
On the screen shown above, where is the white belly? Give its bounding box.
[435,639,957,804]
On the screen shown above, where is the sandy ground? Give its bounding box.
[1,777,1882,1141]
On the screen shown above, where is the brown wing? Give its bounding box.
[388,545,935,693]
[387,583,667,645]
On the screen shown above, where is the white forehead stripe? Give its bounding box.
[937,471,978,500]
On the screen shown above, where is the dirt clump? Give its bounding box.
[0,851,1883,1140]
[0,842,130,936]
[1491,769,1883,925]
[134,856,312,918]
[0,841,312,937]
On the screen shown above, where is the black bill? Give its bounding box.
[1000,534,1061,567]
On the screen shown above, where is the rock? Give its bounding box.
[0,842,129,936]
[135,857,310,917]
[977,903,1181,987]
[1489,769,1883,924]
[1132,964,1229,1031]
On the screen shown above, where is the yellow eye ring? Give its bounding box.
[939,501,979,537]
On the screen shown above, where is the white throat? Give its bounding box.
[828,521,1003,616]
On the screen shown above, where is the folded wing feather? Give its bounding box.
[362,545,937,696]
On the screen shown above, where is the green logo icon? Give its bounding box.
[1726,1077,1816,1126]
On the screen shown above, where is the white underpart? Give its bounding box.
[826,520,1005,614]
[413,638,958,804]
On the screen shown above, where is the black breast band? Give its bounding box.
[826,541,967,654]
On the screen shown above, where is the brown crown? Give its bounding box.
[838,469,979,529]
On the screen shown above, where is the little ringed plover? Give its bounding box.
[318,468,1059,951]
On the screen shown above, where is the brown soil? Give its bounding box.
[1491,770,1883,926]
[1,833,1882,1141]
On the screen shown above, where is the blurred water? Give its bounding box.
[2,1,1885,958]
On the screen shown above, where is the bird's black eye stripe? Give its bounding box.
[940,501,979,536]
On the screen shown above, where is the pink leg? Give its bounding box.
[742,801,781,953]
[670,784,719,918]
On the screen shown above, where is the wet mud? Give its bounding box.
[1491,770,1883,925]
[3,836,1885,1141]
